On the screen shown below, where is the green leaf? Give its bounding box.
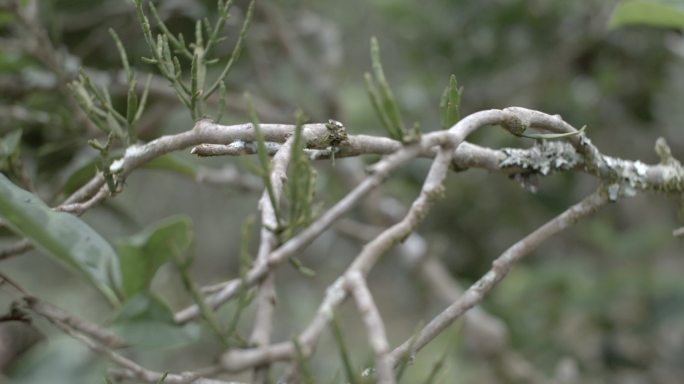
[0,129,21,157]
[285,110,317,240]
[609,0,684,29]
[204,0,255,98]
[112,293,200,349]
[0,174,121,305]
[8,337,105,384]
[116,215,192,298]
[0,12,16,29]
[144,154,199,178]
[441,74,461,129]
[330,315,359,384]
[134,74,152,123]
[126,79,139,129]
[109,28,131,80]
[364,72,392,136]
[62,159,98,196]
[370,37,405,136]
[293,337,315,384]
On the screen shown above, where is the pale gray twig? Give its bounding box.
[218,146,455,372]
[249,137,295,383]
[387,188,610,366]
[674,227,684,237]
[0,273,226,383]
[346,271,395,384]
[0,273,126,349]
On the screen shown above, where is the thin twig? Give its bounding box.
[0,273,126,348]
[0,239,33,261]
[177,107,679,324]
[387,188,610,366]
[346,271,395,384]
[249,137,295,382]
[0,272,229,383]
[218,147,455,372]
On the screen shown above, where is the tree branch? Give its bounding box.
[387,188,610,366]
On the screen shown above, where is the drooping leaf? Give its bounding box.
[112,293,200,349]
[61,158,98,196]
[0,174,120,305]
[0,129,22,172]
[144,154,199,178]
[609,0,684,29]
[8,337,105,384]
[116,215,192,298]
[0,129,22,159]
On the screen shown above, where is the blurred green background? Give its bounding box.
[1,0,683,383]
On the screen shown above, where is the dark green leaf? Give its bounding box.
[0,174,120,305]
[144,154,199,178]
[112,293,200,349]
[116,215,192,298]
[62,159,98,196]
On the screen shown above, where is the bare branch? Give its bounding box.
[347,271,394,384]
[218,147,455,372]
[0,272,229,383]
[175,108,684,326]
[388,188,610,366]
[249,137,296,382]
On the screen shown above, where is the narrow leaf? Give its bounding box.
[134,74,152,123]
[330,315,359,384]
[609,0,684,29]
[293,338,315,384]
[443,74,460,129]
[216,81,226,123]
[364,73,393,136]
[126,78,139,133]
[370,37,405,139]
[109,28,131,81]
[205,0,255,98]
[148,1,192,59]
